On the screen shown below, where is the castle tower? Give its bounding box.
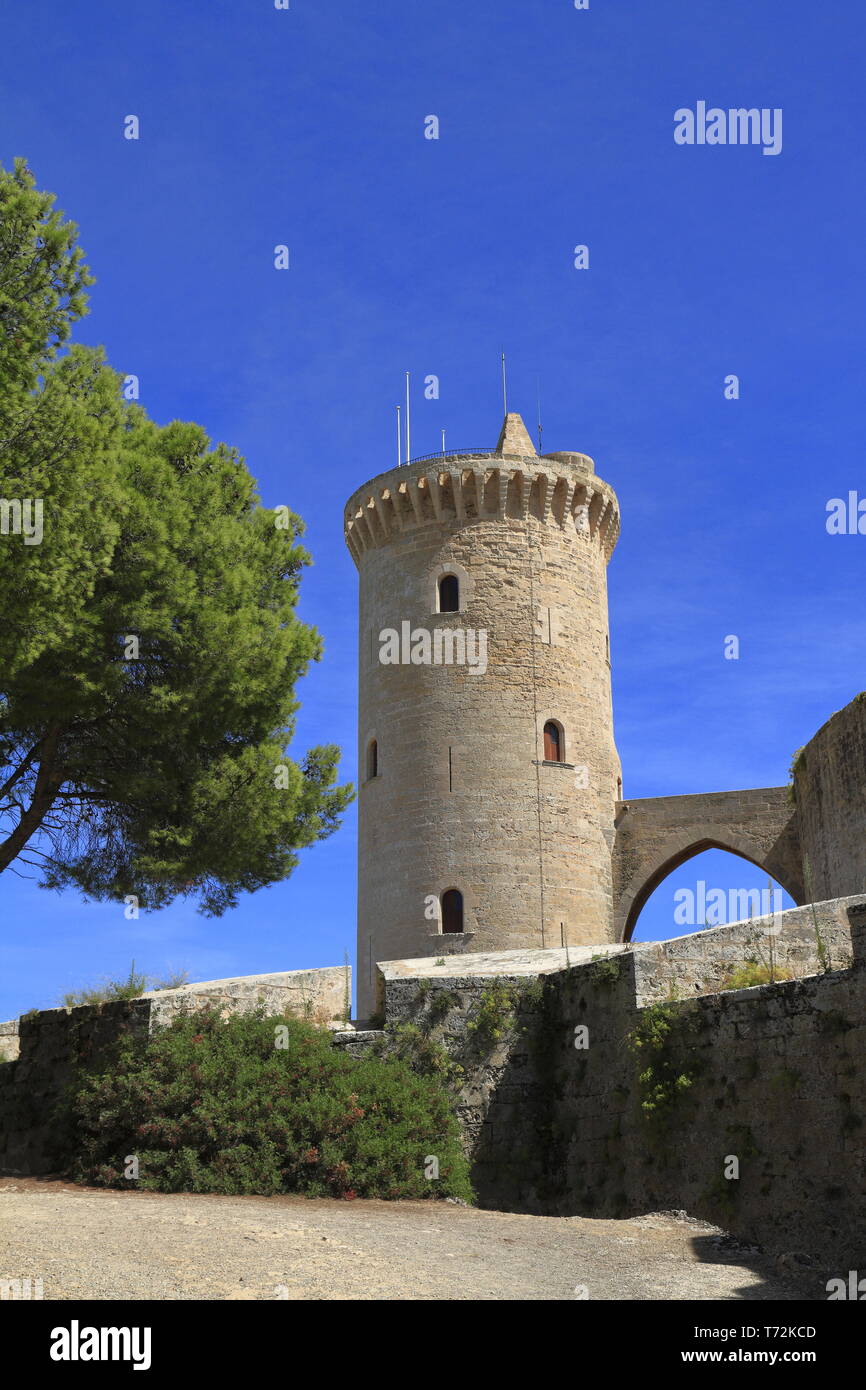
[344,414,622,1016]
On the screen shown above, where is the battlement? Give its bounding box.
[343,417,619,565]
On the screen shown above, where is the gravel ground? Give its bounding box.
[0,1179,808,1301]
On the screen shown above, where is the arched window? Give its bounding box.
[543,721,562,763]
[438,574,459,613]
[366,739,378,780]
[441,888,463,933]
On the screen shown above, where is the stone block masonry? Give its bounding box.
[628,896,852,1004]
[0,1019,18,1063]
[794,692,866,902]
[0,997,152,1176]
[538,898,866,1278]
[143,966,348,1028]
[345,416,623,1018]
[335,897,866,1275]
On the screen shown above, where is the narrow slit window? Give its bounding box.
[543,721,562,763]
[367,739,378,779]
[438,574,459,613]
[441,888,463,933]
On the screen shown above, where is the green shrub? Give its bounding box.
[380,1020,455,1080]
[627,1002,697,1116]
[466,979,518,1049]
[67,1006,473,1203]
[787,747,806,804]
[718,961,791,991]
[589,955,621,985]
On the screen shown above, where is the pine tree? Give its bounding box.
[0,162,352,914]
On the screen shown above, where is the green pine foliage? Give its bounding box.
[0,157,92,395]
[0,161,352,907]
[67,1008,474,1203]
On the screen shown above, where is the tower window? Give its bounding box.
[441,888,463,933]
[543,721,563,763]
[366,739,378,779]
[438,574,459,613]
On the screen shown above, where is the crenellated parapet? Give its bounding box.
[344,446,620,567]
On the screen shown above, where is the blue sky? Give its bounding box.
[1,0,864,1016]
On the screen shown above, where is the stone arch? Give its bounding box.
[619,833,801,942]
[611,789,804,943]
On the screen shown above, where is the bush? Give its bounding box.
[67,1006,474,1203]
[465,979,518,1049]
[627,1002,697,1116]
[718,961,791,992]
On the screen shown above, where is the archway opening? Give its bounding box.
[628,847,795,944]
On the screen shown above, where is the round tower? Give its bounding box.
[344,413,622,1017]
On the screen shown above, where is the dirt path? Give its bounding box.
[0,1179,806,1300]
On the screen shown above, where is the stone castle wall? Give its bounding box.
[794,693,866,902]
[540,901,866,1283]
[4,904,866,1278]
[0,997,151,1177]
[337,897,865,1279]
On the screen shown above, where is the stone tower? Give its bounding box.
[344,413,622,1016]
